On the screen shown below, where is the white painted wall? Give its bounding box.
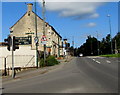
[0,45,36,70]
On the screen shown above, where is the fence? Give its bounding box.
[0,55,35,70]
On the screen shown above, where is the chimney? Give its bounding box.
[27,3,33,12]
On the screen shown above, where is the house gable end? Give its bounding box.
[10,12,27,30]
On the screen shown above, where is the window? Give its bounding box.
[51,32,54,35]
[28,11,30,16]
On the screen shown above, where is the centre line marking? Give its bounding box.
[106,60,111,64]
[96,61,101,64]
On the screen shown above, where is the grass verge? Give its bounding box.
[100,53,120,57]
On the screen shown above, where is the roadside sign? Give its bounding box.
[41,35,47,41]
[34,37,38,44]
[41,41,47,45]
[41,35,47,44]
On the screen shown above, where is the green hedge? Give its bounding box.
[39,55,59,67]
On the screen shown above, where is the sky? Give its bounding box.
[1,1,118,48]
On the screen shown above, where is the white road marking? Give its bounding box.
[106,60,111,64]
[92,58,101,64]
[95,61,101,64]
[87,56,104,59]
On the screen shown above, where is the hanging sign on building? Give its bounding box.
[41,35,47,44]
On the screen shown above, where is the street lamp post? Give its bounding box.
[107,14,113,54]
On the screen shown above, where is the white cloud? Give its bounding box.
[86,22,97,27]
[37,0,118,20]
[89,13,99,18]
[38,2,104,19]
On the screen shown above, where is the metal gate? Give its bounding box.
[0,55,35,70]
[6,55,35,68]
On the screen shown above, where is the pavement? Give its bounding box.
[2,56,73,83]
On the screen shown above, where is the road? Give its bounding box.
[2,57,118,93]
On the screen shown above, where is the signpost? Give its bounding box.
[34,37,39,44]
[42,0,46,65]
[41,35,47,45]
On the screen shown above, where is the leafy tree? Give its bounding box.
[112,32,120,53]
[69,46,74,56]
[76,35,98,56]
[100,34,111,54]
[75,32,120,56]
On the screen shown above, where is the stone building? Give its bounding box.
[10,3,63,57]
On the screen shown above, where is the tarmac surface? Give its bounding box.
[2,56,119,94]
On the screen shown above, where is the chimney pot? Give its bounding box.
[27,3,33,12]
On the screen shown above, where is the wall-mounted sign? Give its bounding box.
[16,36,32,45]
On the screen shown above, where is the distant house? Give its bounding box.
[10,3,63,57]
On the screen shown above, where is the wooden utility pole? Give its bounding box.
[42,0,46,65]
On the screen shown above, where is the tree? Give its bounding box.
[112,32,120,53]
[69,46,74,56]
[77,35,98,56]
[75,32,120,56]
[100,34,111,54]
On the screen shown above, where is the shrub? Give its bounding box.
[39,55,59,67]
[59,55,64,57]
[46,56,59,66]
[39,58,44,67]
